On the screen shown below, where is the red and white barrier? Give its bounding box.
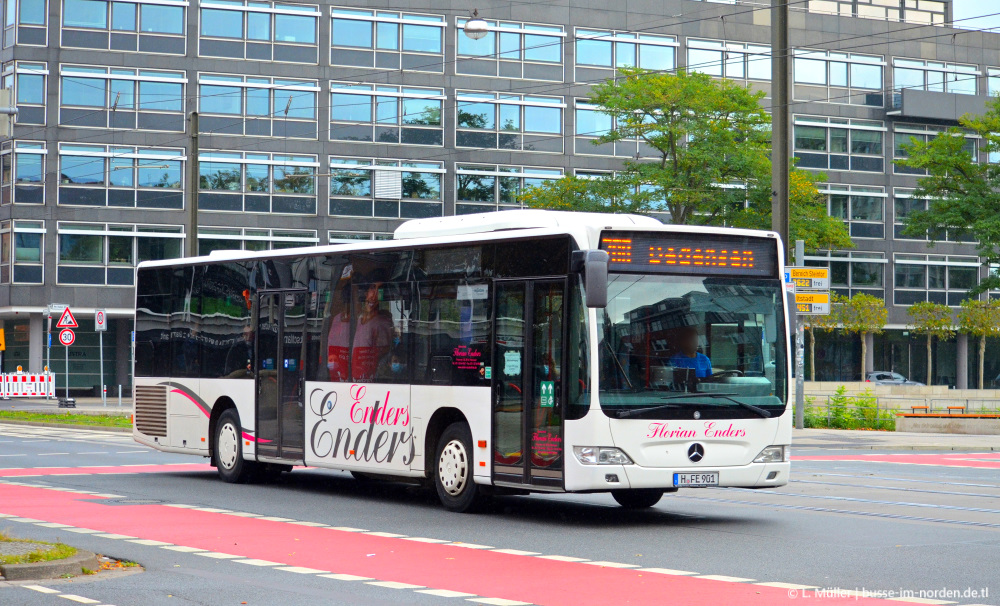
[0,372,56,398]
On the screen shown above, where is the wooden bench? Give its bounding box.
[911,405,930,414]
[947,406,966,414]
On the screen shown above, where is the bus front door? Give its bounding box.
[255,290,307,462]
[493,280,566,489]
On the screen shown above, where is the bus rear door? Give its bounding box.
[255,290,307,462]
[492,279,566,489]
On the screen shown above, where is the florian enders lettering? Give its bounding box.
[309,384,415,466]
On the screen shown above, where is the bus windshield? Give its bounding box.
[597,273,787,420]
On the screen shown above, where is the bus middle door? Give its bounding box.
[255,289,307,462]
[492,279,566,490]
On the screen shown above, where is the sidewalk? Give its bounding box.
[2,396,131,416]
[793,427,999,451]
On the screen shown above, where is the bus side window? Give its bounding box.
[413,281,491,387]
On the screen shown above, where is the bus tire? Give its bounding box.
[611,489,663,509]
[215,409,254,484]
[434,422,481,513]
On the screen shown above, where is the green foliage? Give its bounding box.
[895,97,1000,293]
[907,301,955,340]
[957,299,1000,388]
[520,68,852,251]
[803,386,895,431]
[838,293,888,337]
[0,411,132,428]
[0,533,78,565]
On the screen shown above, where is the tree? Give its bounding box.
[956,299,1000,389]
[906,302,955,386]
[896,96,1000,293]
[837,293,888,380]
[803,305,841,382]
[520,68,852,251]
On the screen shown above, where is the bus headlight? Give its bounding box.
[573,446,633,465]
[753,446,786,463]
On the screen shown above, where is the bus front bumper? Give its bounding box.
[564,459,790,492]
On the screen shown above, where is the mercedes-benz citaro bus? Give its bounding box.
[133,210,792,512]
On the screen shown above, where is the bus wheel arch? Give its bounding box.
[208,397,237,468]
[423,408,468,482]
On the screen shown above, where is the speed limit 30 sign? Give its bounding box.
[58,328,76,346]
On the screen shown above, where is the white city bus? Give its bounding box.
[133,210,792,512]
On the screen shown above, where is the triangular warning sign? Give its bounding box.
[56,307,78,328]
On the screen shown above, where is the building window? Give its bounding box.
[793,116,885,173]
[198,227,317,255]
[0,220,44,283]
[574,29,676,82]
[988,68,1000,97]
[200,1,318,63]
[57,222,182,285]
[793,49,883,106]
[59,65,186,131]
[455,163,562,215]
[892,188,976,243]
[892,58,979,107]
[330,83,443,146]
[893,254,980,306]
[457,18,563,81]
[893,123,978,175]
[823,184,885,239]
[198,73,318,139]
[4,0,47,46]
[2,61,47,124]
[199,151,317,215]
[61,0,186,54]
[805,251,885,299]
[329,231,393,243]
[687,39,770,82]
[456,91,563,153]
[58,143,184,209]
[332,8,444,72]
[1,140,45,205]
[329,156,443,219]
[574,100,656,158]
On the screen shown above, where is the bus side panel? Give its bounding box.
[196,378,257,459]
[409,385,492,483]
[133,377,208,456]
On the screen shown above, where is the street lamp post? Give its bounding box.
[463,10,488,40]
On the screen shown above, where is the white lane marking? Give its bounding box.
[318,574,374,581]
[35,522,73,528]
[403,537,450,544]
[235,559,283,566]
[417,589,477,598]
[467,599,531,606]
[638,568,698,576]
[490,549,539,556]
[89,494,125,498]
[275,566,328,574]
[449,543,493,549]
[755,582,818,589]
[366,581,425,590]
[58,595,100,604]
[63,528,101,534]
[94,534,137,540]
[536,555,589,562]
[695,575,756,582]
[193,508,232,513]
[194,552,243,559]
[162,546,206,553]
[256,516,295,522]
[224,512,261,517]
[583,561,639,568]
[163,504,197,509]
[365,531,406,538]
[24,585,60,593]
[328,526,367,532]
[37,452,71,456]
[127,539,173,546]
[0,454,27,457]
[289,521,328,527]
[10,517,43,522]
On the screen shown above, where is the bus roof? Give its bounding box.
[392,209,661,239]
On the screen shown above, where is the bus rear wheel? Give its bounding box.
[215,409,255,484]
[434,422,482,513]
[611,489,664,509]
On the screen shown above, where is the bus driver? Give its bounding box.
[669,326,713,378]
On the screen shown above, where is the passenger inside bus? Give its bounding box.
[351,282,394,382]
[669,326,713,379]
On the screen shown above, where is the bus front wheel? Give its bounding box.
[434,423,482,513]
[611,489,664,509]
[215,409,254,484]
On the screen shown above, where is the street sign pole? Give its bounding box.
[45,308,52,399]
[96,310,107,407]
[794,240,805,431]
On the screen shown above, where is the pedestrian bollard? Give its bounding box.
[118,384,122,407]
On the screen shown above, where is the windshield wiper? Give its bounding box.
[614,392,772,419]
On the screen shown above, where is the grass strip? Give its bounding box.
[0,410,131,428]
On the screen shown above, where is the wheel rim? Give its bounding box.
[438,439,469,496]
[218,421,239,470]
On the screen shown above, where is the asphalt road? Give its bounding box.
[0,423,997,606]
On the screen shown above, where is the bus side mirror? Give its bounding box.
[572,250,609,308]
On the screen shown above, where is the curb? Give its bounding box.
[0,549,100,581]
[0,419,132,433]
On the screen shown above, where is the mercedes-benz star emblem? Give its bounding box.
[688,443,705,463]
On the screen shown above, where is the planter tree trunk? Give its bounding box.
[927,334,933,386]
[860,331,867,380]
[809,326,815,382]
[980,335,987,390]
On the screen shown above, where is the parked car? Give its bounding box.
[866,371,924,386]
